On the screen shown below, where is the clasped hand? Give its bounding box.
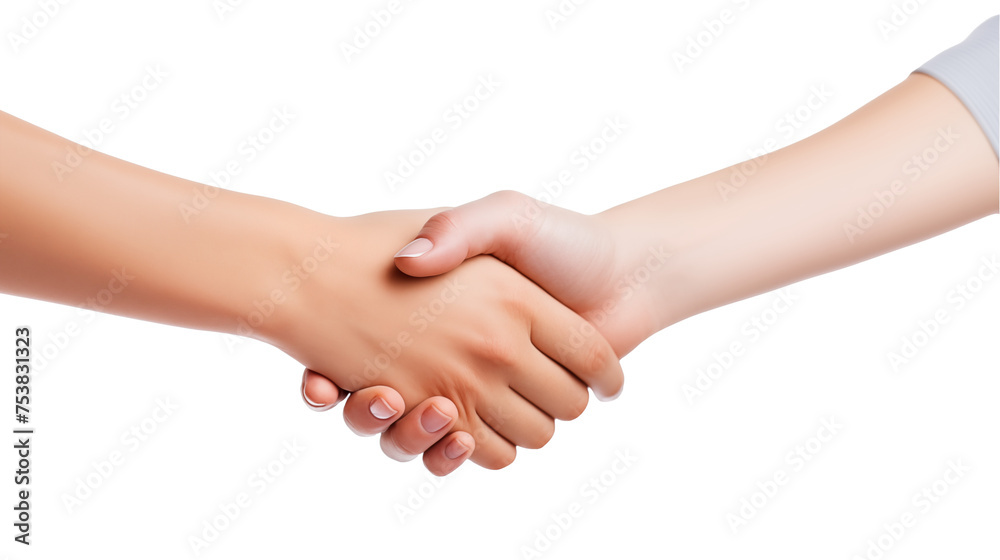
[279,206,631,472]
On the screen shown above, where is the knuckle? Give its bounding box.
[422,210,462,237]
[490,190,544,247]
[473,334,519,369]
[489,189,528,207]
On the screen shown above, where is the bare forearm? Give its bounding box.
[0,110,309,337]
[604,74,998,331]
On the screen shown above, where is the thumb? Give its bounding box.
[394,191,539,277]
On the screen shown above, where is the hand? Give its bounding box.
[263,208,624,469]
[392,191,672,356]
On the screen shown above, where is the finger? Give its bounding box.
[301,368,347,411]
[341,386,405,436]
[507,349,590,421]
[393,191,538,277]
[528,293,625,402]
[379,397,459,462]
[422,432,475,476]
[477,394,556,450]
[467,420,518,470]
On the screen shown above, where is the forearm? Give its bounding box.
[0,110,313,339]
[605,74,998,331]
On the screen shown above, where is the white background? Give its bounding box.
[1,1,998,559]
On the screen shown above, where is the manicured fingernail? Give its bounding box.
[596,384,624,403]
[445,435,472,460]
[301,374,335,412]
[394,238,433,258]
[420,405,452,433]
[369,397,398,420]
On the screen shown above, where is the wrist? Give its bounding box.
[590,200,686,349]
[200,192,345,345]
[596,182,726,334]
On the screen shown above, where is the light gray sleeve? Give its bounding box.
[915,16,999,159]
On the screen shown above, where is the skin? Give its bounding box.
[316,72,998,474]
[0,109,625,470]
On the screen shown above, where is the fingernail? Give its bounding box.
[596,384,624,403]
[301,374,335,412]
[420,405,452,433]
[445,434,472,460]
[369,397,398,420]
[394,238,433,258]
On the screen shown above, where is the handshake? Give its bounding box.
[289,191,669,474]
[1,66,996,478]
